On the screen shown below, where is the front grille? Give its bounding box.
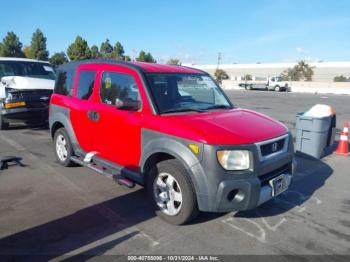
[259,163,291,186]
[260,138,285,157]
[256,134,289,160]
[19,90,52,108]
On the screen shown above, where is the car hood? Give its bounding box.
[154,108,288,145]
[1,76,55,91]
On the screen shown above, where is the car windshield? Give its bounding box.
[146,73,232,114]
[0,61,56,80]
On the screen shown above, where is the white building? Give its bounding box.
[185,61,350,82]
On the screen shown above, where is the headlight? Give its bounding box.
[217,150,251,170]
[5,88,19,100]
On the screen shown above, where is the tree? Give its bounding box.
[23,46,32,58]
[136,50,156,63]
[28,29,49,60]
[136,50,147,62]
[100,39,113,58]
[334,75,350,82]
[243,74,252,81]
[282,60,314,81]
[49,52,68,67]
[214,69,229,83]
[90,45,100,59]
[124,55,131,61]
[112,41,125,60]
[167,58,181,65]
[0,32,25,57]
[67,36,91,61]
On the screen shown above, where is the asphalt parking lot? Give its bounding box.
[0,90,349,260]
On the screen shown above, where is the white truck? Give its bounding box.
[239,76,289,92]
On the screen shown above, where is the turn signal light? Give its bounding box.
[4,101,26,109]
[188,144,200,155]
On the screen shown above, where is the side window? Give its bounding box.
[100,72,140,105]
[54,70,74,96]
[76,70,96,100]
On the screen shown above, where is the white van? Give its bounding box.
[0,57,55,129]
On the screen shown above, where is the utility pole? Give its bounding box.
[216,52,222,83]
[216,52,222,70]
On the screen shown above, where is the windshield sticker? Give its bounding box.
[43,66,54,72]
[105,77,112,89]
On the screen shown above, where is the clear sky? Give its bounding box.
[1,0,349,64]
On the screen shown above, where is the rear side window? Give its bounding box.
[76,70,96,100]
[54,70,74,96]
[100,72,140,105]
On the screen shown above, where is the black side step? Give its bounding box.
[70,156,135,188]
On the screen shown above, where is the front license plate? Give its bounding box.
[269,174,288,196]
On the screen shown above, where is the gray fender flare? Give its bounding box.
[140,137,209,206]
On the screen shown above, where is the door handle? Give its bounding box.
[87,110,99,122]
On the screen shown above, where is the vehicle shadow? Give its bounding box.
[0,188,156,260]
[323,143,338,157]
[234,156,333,219]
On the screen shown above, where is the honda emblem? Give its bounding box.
[272,142,278,152]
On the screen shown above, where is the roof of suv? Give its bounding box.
[58,59,206,74]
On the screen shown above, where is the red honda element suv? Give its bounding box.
[49,60,295,225]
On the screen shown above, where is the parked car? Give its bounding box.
[0,57,55,129]
[49,59,295,225]
[240,76,289,91]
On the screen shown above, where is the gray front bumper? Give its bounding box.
[188,133,295,213]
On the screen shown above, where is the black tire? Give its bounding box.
[275,85,280,92]
[0,114,9,130]
[147,159,199,225]
[53,127,74,167]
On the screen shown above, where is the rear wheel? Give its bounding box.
[275,85,280,92]
[54,128,74,167]
[0,114,9,130]
[147,159,199,225]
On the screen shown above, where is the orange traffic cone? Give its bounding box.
[335,123,349,156]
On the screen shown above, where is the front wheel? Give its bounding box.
[275,85,280,92]
[147,159,199,225]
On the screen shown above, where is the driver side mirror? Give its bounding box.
[115,98,141,111]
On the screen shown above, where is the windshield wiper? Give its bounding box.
[204,105,232,110]
[161,108,205,114]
